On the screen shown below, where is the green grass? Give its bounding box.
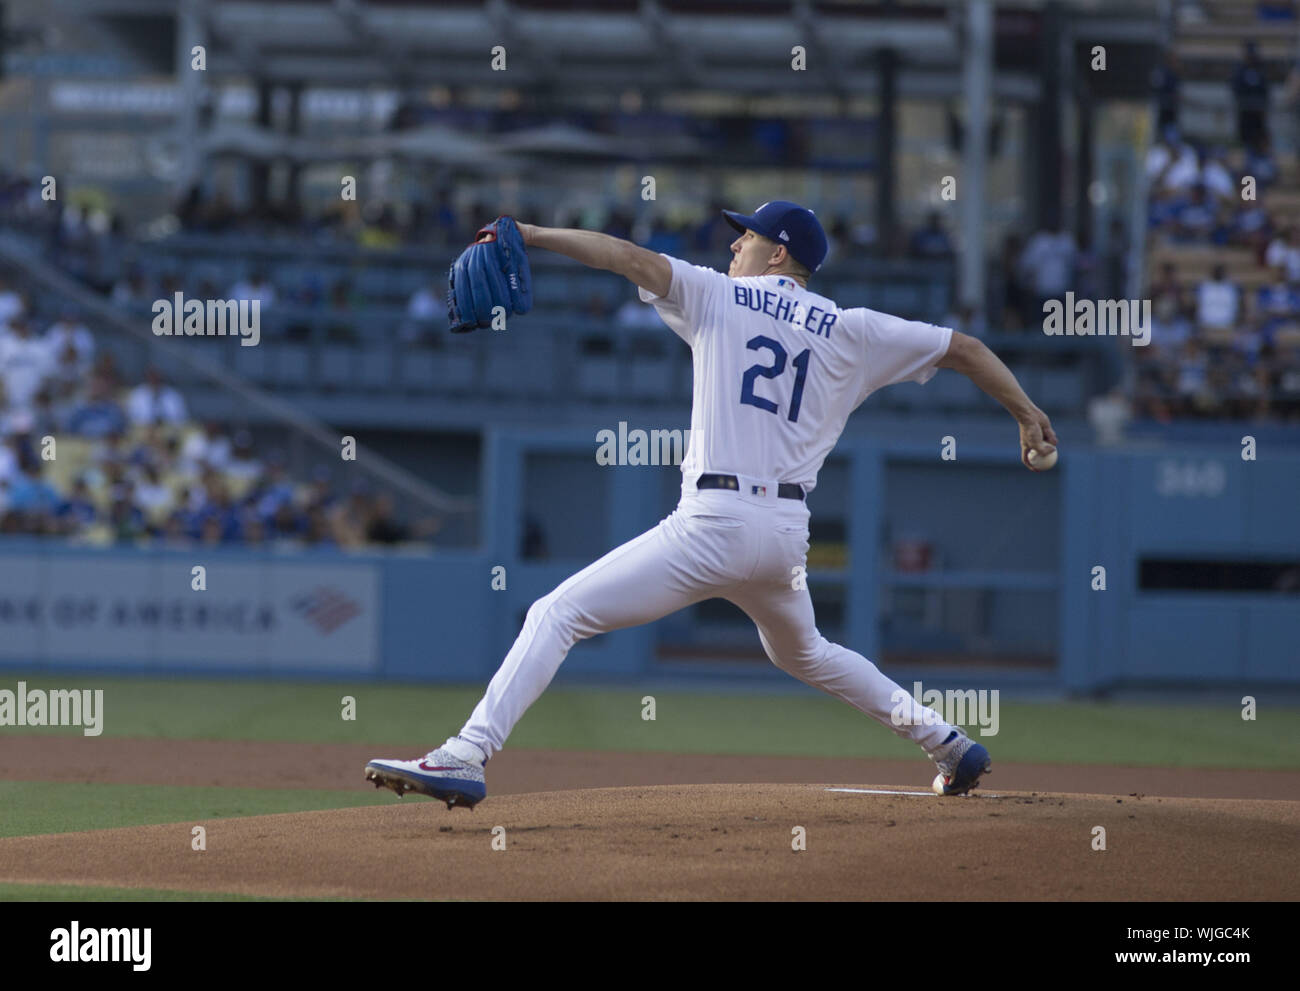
[0,781,392,839]
[3,676,1297,769]
[0,882,348,902]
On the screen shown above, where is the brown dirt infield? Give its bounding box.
[2,738,1298,900]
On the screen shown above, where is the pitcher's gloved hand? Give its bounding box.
[447,216,533,333]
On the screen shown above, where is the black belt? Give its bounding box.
[696,473,805,501]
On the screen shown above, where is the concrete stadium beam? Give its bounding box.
[331,0,414,86]
[959,0,992,315]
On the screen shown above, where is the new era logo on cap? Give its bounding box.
[779,231,789,241]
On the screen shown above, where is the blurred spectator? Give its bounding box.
[132,463,173,521]
[998,233,1027,331]
[324,280,359,343]
[692,206,728,255]
[8,460,61,518]
[1150,51,1182,133]
[127,367,189,426]
[107,484,147,544]
[1087,387,1132,445]
[1276,341,1300,418]
[110,268,151,305]
[229,271,277,308]
[43,310,95,374]
[1175,339,1213,412]
[0,315,54,414]
[366,494,411,544]
[196,473,241,542]
[1229,198,1271,252]
[940,303,987,338]
[182,421,232,472]
[908,211,954,259]
[225,430,263,482]
[304,506,337,548]
[253,459,296,517]
[24,389,62,438]
[243,512,267,548]
[1195,264,1241,332]
[57,477,98,531]
[0,277,23,325]
[1264,225,1300,282]
[1151,287,1193,351]
[1017,223,1077,323]
[1071,240,1101,301]
[407,277,448,324]
[265,500,305,542]
[303,465,338,512]
[1231,41,1271,154]
[327,483,373,547]
[0,436,20,484]
[199,514,225,547]
[402,276,448,346]
[359,204,402,251]
[67,376,128,438]
[90,352,124,392]
[1146,130,1199,195]
[615,297,662,330]
[601,210,634,242]
[1256,270,1300,329]
[1243,135,1279,191]
[1171,185,1221,242]
[1198,146,1235,203]
[642,218,685,257]
[432,190,459,244]
[1285,58,1300,167]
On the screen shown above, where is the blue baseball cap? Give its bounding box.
[722,200,829,273]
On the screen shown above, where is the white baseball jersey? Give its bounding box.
[456,250,963,769]
[639,255,953,494]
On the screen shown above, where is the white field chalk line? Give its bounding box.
[825,788,933,797]
[824,787,1003,798]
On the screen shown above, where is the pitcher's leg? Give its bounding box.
[726,584,955,753]
[459,520,709,758]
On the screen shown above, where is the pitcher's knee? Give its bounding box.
[765,634,832,675]
[524,589,586,646]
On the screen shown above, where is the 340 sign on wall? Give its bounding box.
[1154,459,1227,498]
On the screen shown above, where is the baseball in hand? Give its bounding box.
[932,773,946,795]
[1027,447,1058,471]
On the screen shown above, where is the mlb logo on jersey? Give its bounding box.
[751,485,767,496]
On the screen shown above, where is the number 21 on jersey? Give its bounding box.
[740,335,812,423]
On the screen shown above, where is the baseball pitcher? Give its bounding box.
[367,201,1058,807]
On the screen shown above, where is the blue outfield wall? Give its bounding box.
[1,429,1296,690]
[1060,447,1300,690]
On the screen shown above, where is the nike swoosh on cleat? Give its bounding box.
[418,762,463,772]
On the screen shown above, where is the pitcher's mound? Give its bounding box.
[2,784,1294,900]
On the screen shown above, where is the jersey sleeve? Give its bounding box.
[637,254,726,345]
[854,308,954,399]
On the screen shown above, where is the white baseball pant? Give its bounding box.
[458,478,957,758]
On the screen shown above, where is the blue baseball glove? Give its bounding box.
[447,216,533,333]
